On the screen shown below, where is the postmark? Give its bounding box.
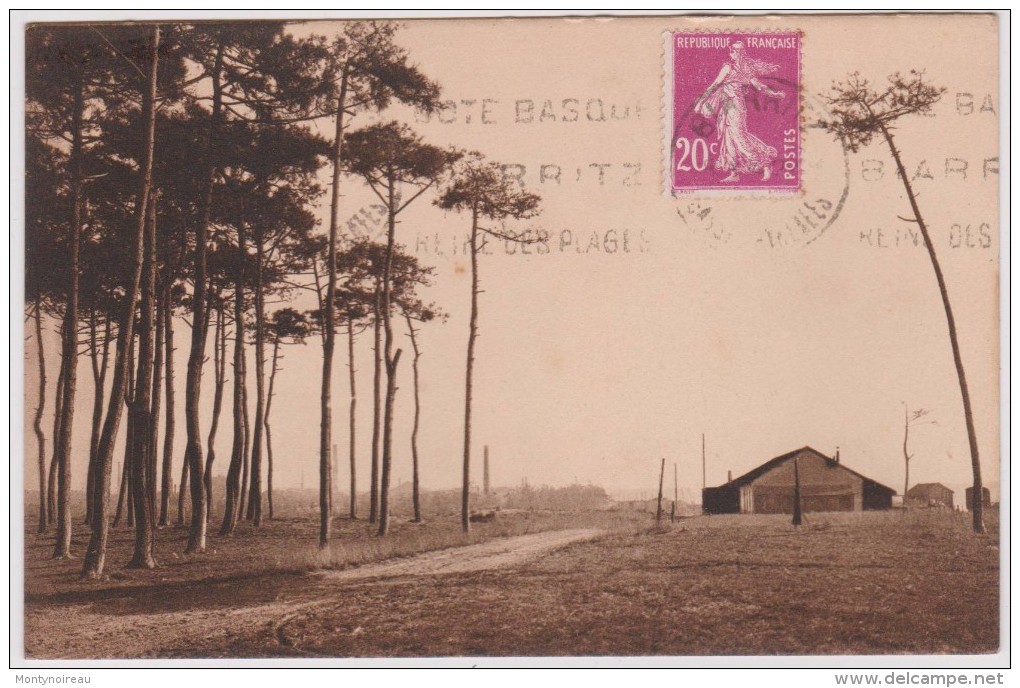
[666,31,801,196]
[672,87,850,249]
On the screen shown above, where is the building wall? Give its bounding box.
[907,484,954,508]
[965,486,992,510]
[703,485,740,514]
[862,481,895,510]
[745,450,862,514]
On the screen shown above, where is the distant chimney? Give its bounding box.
[835,447,840,463]
[727,469,732,482]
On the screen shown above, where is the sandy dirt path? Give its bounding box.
[318,528,601,581]
[24,528,602,659]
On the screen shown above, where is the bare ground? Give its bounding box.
[24,527,603,659]
[318,528,602,581]
[23,510,1000,658]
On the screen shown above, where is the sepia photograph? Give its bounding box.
[13,11,1005,669]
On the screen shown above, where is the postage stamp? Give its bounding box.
[665,31,801,196]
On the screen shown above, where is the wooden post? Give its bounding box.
[792,458,803,527]
[673,462,678,522]
[483,445,490,496]
[656,458,665,526]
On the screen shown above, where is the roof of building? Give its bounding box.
[907,482,954,495]
[715,446,896,494]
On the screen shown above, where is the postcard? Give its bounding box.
[16,12,1003,666]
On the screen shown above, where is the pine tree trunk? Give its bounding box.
[221,219,247,535]
[320,75,348,547]
[881,126,984,534]
[378,182,403,538]
[204,302,226,523]
[148,286,163,528]
[114,342,133,534]
[99,321,112,490]
[33,297,48,534]
[81,27,159,578]
[53,68,86,560]
[48,351,64,528]
[370,282,382,524]
[182,39,224,555]
[378,348,401,536]
[126,443,135,526]
[113,453,129,528]
[115,335,137,529]
[159,297,175,526]
[247,217,266,526]
[265,338,280,520]
[461,208,480,533]
[405,313,423,523]
[47,454,58,527]
[84,307,101,526]
[240,360,250,519]
[177,456,188,526]
[347,317,357,520]
[127,191,158,569]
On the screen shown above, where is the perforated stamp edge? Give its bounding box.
[660,27,807,200]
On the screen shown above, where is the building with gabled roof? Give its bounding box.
[702,446,895,515]
[906,482,954,509]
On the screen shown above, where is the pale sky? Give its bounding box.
[22,15,1001,503]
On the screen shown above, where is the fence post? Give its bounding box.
[656,458,665,526]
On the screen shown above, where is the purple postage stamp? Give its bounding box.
[665,31,801,196]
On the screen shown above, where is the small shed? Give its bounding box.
[965,486,992,510]
[702,446,895,515]
[906,482,954,509]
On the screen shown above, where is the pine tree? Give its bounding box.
[436,155,541,531]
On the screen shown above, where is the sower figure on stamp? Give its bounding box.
[694,42,785,182]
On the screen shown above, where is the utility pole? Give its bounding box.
[673,462,678,521]
[483,445,490,496]
[656,458,665,526]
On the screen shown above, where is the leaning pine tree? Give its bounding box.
[25,134,65,534]
[26,25,115,558]
[82,24,161,579]
[821,71,985,534]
